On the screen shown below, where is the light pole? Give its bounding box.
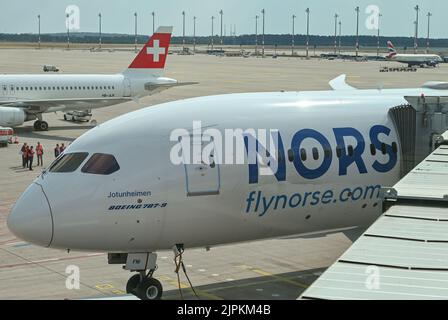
[261,9,265,57]
[134,12,138,53]
[66,13,70,50]
[193,16,196,53]
[334,14,338,54]
[426,12,432,53]
[338,20,342,54]
[182,11,185,51]
[219,10,223,46]
[292,14,296,56]
[377,13,382,57]
[306,8,310,58]
[37,15,41,49]
[414,5,420,53]
[355,6,360,57]
[98,13,102,50]
[152,11,155,34]
[255,15,259,57]
[211,16,215,50]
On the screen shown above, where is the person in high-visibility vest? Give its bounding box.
[28,146,35,171]
[54,144,60,158]
[20,143,28,168]
[36,142,44,166]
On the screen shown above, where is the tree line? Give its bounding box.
[1,33,447,49]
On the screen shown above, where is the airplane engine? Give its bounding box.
[0,107,28,127]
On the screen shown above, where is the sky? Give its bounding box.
[0,0,446,38]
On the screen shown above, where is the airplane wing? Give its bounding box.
[301,138,448,300]
[0,97,134,113]
[329,74,357,91]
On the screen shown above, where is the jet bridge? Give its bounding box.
[390,95,448,177]
[300,130,448,300]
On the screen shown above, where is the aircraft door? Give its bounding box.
[182,134,221,197]
[9,85,15,95]
[123,78,131,97]
[1,85,7,96]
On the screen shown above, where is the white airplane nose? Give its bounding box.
[7,183,53,247]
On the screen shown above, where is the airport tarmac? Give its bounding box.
[1,48,448,299]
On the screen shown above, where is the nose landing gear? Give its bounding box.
[109,246,198,300]
[126,270,163,300]
[122,252,162,300]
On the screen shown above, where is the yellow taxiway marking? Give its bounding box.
[95,283,125,295]
[239,265,309,289]
[160,274,224,300]
[93,265,310,299]
[252,269,308,289]
[94,276,222,300]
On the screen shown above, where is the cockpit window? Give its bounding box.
[81,153,120,175]
[49,153,89,173]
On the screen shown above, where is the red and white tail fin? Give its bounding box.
[387,41,397,58]
[123,26,173,77]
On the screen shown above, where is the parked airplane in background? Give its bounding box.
[7,75,448,300]
[0,26,187,131]
[386,40,443,67]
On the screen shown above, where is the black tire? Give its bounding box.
[39,121,49,131]
[136,278,163,300]
[64,115,67,121]
[34,121,40,130]
[126,274,141,294]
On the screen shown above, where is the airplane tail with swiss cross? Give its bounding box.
[123,26,173,78]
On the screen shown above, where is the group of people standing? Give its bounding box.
[54,143,66,158]
[20,142,66,171]
[20,142,44,171]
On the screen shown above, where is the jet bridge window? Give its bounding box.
[81,153,120,175]
[49,153,89,173]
